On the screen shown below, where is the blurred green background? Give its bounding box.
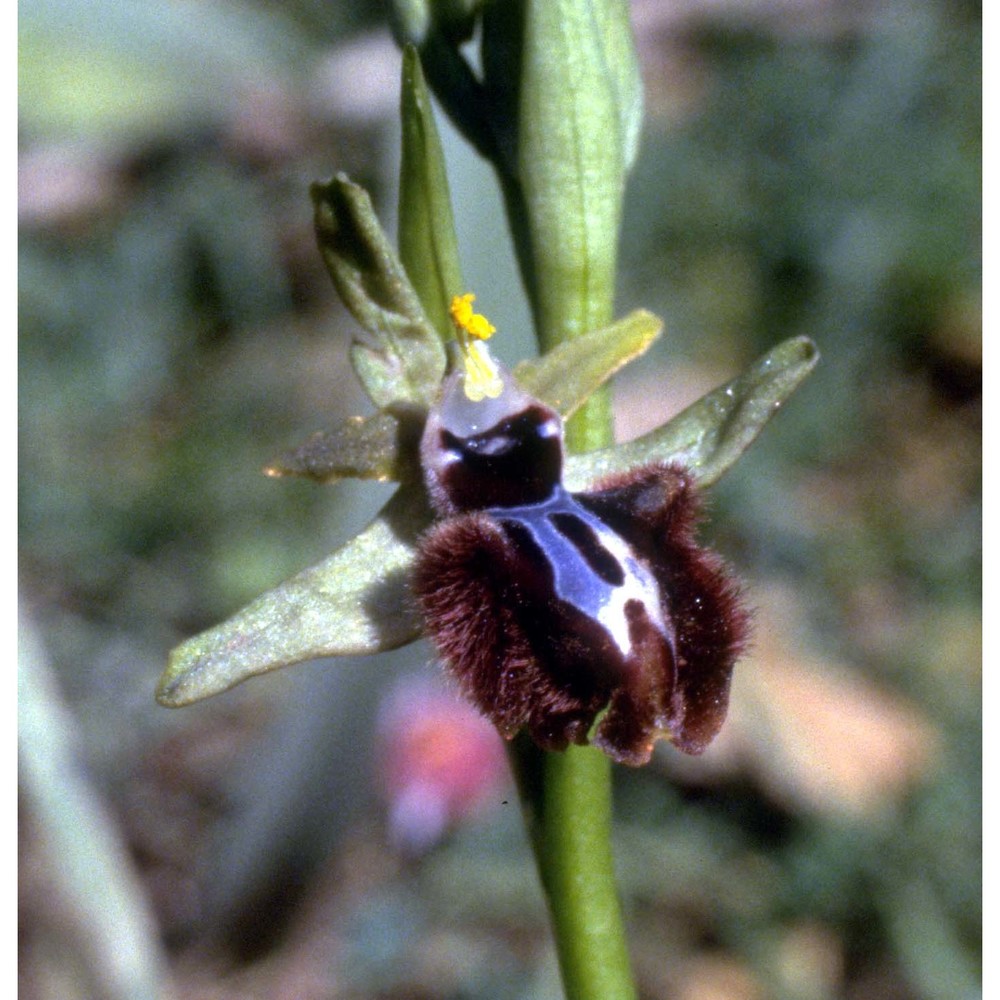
[19,1,980,999]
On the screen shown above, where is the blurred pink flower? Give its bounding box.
[376,677,510,852]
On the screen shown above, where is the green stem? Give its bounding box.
[510,735,637,1000]
[564,384,614,456]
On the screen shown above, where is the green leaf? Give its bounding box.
[21,618,170,999]
[156,486,433,707]
[514,309,662,419]
[311,176,446,408]
[398,45,464,339]
[263,408,425,485]
[563,336,820,490]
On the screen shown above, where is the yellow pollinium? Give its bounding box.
[449,293,503,402]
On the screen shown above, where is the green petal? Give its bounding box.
[311,176,446,408]
[156,486,433,707]
[514,309,662,419]
[399,45,464,339]
[263,408,424,485]
[564,336,820,490]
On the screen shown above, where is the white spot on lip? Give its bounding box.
[590,527,667,657]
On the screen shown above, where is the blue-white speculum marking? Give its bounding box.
[488,488,671,660]
[415,357,749,766]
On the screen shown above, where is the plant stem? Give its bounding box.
[511,734,637,1000]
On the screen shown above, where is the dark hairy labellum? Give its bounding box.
[413,369,750,766]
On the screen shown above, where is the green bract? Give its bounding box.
[390,1,642,345]
[496,0,642,350]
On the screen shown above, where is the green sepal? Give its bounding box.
[564,336,819,490]
[398,45,464,339]
[515,309,662,419]
[156,486,433,707]
[263,407,425,485]
[311,176,446,408]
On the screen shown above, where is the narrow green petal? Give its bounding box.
[399,45,464,339]
[311,176,446,408]
[563,336,820,490]
[156,486,432,707]
[514,309,662,419]
[263,408,424,485]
